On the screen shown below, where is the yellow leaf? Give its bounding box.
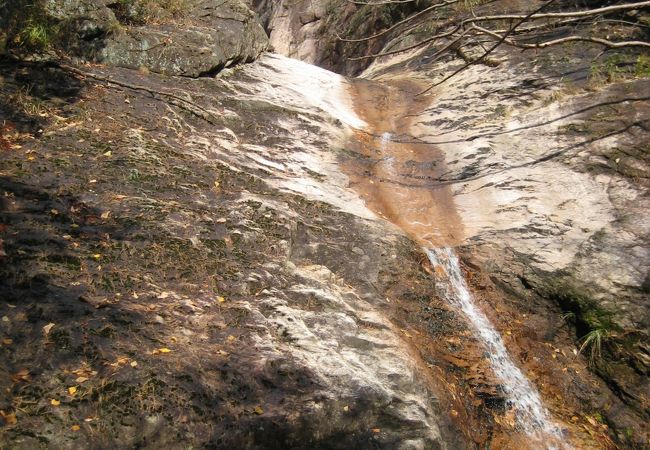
[2,338,12,345]
[253,406,263,415]
[68,386,77,395]
[71,424,80,431]
[130,361,138,368]
[92,254,101,260]
[158,348,171,354]
[51,399,61,406]
[43,323,55,335]
[226,335,236,342]
[217,296,226,303]
[372,428,381,433]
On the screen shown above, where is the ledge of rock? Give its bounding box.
[1,0,268,76]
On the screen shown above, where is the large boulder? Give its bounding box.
[1,0,269,76]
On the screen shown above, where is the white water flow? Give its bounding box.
[426,248,566,446]
[374,133,565,445]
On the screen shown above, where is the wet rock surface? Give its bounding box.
[1,0,649,448]
[0,55,465,449]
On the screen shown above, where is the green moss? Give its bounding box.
[590,52,650,85]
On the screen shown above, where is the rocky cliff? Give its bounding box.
[1,0,649,448]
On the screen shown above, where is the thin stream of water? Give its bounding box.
[381,132,565,447]
[426,247,566,447]
[350,87,570,447]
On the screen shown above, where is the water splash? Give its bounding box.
[426,247,567,447]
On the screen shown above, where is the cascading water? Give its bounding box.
[348,85,571,448]
[426,247,567,447]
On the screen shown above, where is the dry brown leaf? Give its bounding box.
[2,338,12,345]
[1,411,17,425]
[71,424,80,431]
[75,376,88,383]
[12,369,30,382]
[43,323,55,335]
[372,428,381,433]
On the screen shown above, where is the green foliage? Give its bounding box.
[590,52,650,84]
[18,21,56,49]
[550,282,621,367]
[8,1,58,51]
[634,54,650,77]
[579,327,608,366]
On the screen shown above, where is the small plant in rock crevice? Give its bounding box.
[579,327,609,366]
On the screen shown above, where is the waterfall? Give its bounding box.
[426,247,567,447]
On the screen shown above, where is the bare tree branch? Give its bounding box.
[347,25,464,60]
[337,0,461,43]
[472,24,650,49]
[419,0,558,95]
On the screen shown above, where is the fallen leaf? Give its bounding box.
[153,348,171,355]
[92,254,101,260]
[71,424,80,431]
[75,376,88,383]
[130,361,138,368]
[12,369,30,382]
[100,211,110,219]
[216,218,227,223]
[2,316,9,323]
[68,386,77,395]
[372,428,381,433]
[1,411,17,425]
[343,405,349,412]
[103,151,112,157]
[43,323,55,335]
[217,296,226,303]
[2,338,12,345]
[226,335,236,342]
[51,399,61,406]
[253,406,263,415]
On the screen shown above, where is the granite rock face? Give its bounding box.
[2,0,268,76]
[255,1,650,445]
